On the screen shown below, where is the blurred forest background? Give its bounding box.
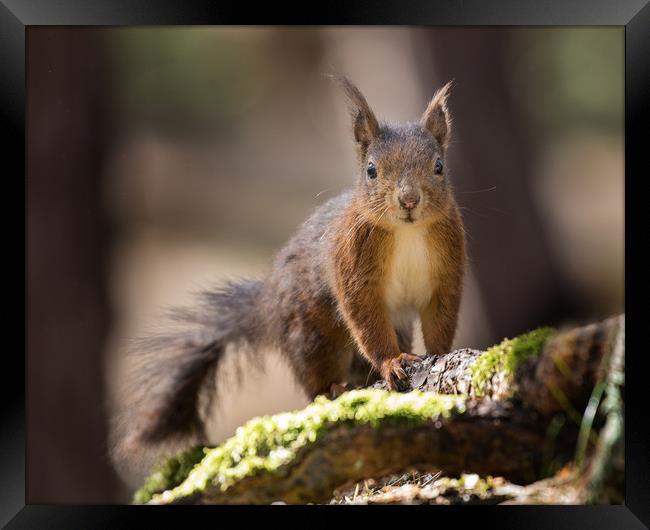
[26,27,623,503]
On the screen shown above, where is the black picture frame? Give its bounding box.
[4,1,649,527]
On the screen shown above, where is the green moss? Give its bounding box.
[133,445,207,504]
[470,327,555,397]
[137,389,465,504]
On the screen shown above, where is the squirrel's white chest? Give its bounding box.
[384,225,437,325]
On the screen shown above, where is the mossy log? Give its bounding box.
[135,314,623,505]
[335,319,625,506]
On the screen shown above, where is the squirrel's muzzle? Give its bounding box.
[398,187,421,211]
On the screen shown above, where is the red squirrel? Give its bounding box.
[111,77,466,465]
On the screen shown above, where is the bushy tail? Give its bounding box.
[111,279,263,470]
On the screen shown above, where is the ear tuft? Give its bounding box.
[331,75,379,157]
[420,80,453,151]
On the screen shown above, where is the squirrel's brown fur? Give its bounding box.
[111,77,466,468]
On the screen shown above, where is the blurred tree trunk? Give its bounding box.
[27,28,117,503]
[415,29,585,345]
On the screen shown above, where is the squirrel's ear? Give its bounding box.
[334,76,379,157]
[420,80,453,151]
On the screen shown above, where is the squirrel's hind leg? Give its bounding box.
[284,331,355,401]
[347,351,381,388]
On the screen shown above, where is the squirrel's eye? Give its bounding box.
[367,162,377,179]
[434,158,444,175]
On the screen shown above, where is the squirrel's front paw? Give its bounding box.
[380,353,421,391]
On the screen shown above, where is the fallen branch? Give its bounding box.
[134,314,623,505]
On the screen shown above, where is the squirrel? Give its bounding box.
[111,77,466,467]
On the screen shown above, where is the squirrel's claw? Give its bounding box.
[381,353,421,391]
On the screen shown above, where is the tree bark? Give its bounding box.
[372,315,621,415]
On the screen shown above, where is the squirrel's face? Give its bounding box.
[336,76,454,228]
[361,125,451,227]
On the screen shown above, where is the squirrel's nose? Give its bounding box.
[399,190,420,211]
